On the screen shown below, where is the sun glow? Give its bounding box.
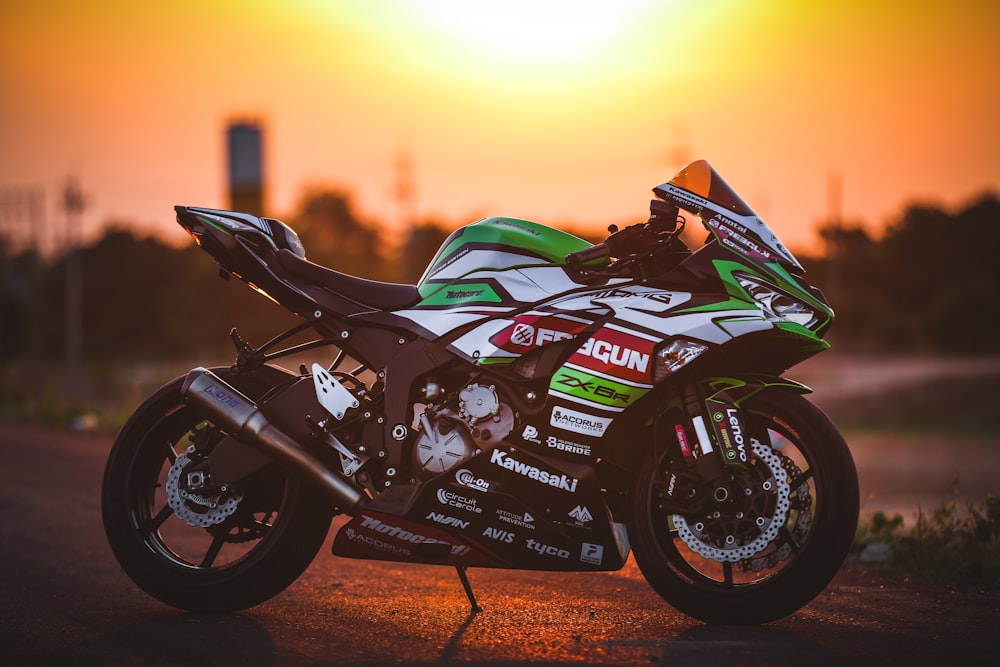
[406,0,664,65]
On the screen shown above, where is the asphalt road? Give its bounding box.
[1,421,996,666]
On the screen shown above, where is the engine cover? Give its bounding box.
[413,410,477,475]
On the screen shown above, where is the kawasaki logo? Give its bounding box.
[490,449,579,492]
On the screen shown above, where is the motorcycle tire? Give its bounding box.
[630,388,859,624]
[102,368,335,612]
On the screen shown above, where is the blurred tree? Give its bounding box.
[68,227,295,360]
[398,221,451,284]
[880,198,1000,351]
[288,188,390,280]
[5,187,998,363]
[808,223,881,348]
[879,203,953,348]
[0,239,28,359]
[804,192,1000,352]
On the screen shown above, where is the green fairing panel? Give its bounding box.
[417,217,591,297]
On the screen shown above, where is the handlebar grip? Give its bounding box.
[566,243,610,266]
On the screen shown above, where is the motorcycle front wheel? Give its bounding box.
[629,389,859,624]
[102,369,335,612]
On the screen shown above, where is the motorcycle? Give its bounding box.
[102,160,858,624]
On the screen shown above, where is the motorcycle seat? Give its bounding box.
[276,249,421,311]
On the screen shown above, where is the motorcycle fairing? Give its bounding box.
[333,443,629,571]
[388,216,612,342]
[488,312,595,355]
[393,267,616,343]
[418,216,593,288]
[547,324,658,413]
[332,510,498,567]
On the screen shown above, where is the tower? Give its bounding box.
[227,120,266,216]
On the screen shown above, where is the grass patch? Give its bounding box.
[0,359,202,434]
[852,495,1000,588]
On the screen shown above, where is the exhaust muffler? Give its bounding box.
[181,367,365,515]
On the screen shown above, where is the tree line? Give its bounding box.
[1,187,998,363]
[804,192,1000,352]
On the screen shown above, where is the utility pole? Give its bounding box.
[394,148,416,231]
[63,176,85,364]
[0,186,44,254]
[825,170,843,296]
[0,187,45,360]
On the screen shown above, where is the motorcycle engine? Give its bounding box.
[413,381,515,476]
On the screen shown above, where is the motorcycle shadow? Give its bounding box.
[437,609,480,663]
[609,623,848,667]
[42,612,276,666]
[42,607,849,666]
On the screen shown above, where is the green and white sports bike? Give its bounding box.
[102,160,858,624]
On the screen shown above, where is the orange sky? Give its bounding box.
[2,0,998,256]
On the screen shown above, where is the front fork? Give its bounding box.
[657,376,810,514]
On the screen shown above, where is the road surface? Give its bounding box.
[1,421,996,666]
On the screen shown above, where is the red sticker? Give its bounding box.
[490,314,589,353]
[566,328,655,385]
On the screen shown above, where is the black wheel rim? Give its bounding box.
[649,411,818,589]
[122,402,292,573]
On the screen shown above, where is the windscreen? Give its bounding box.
[653,160,802,270]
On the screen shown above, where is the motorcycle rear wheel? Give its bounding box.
[630,389,859,624]
[102,369,334,612]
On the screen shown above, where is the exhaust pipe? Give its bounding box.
[181,367,366,515]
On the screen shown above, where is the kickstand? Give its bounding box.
[455,566,483,613]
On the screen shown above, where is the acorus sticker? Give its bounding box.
[550,406,613,436]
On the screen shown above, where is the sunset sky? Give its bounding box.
[2,0,998,256]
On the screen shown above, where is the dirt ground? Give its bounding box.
[1,421,997,666]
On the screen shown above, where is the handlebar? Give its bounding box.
[564,200,685,277]
[565,241,611,267]
[566,223,653,267]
